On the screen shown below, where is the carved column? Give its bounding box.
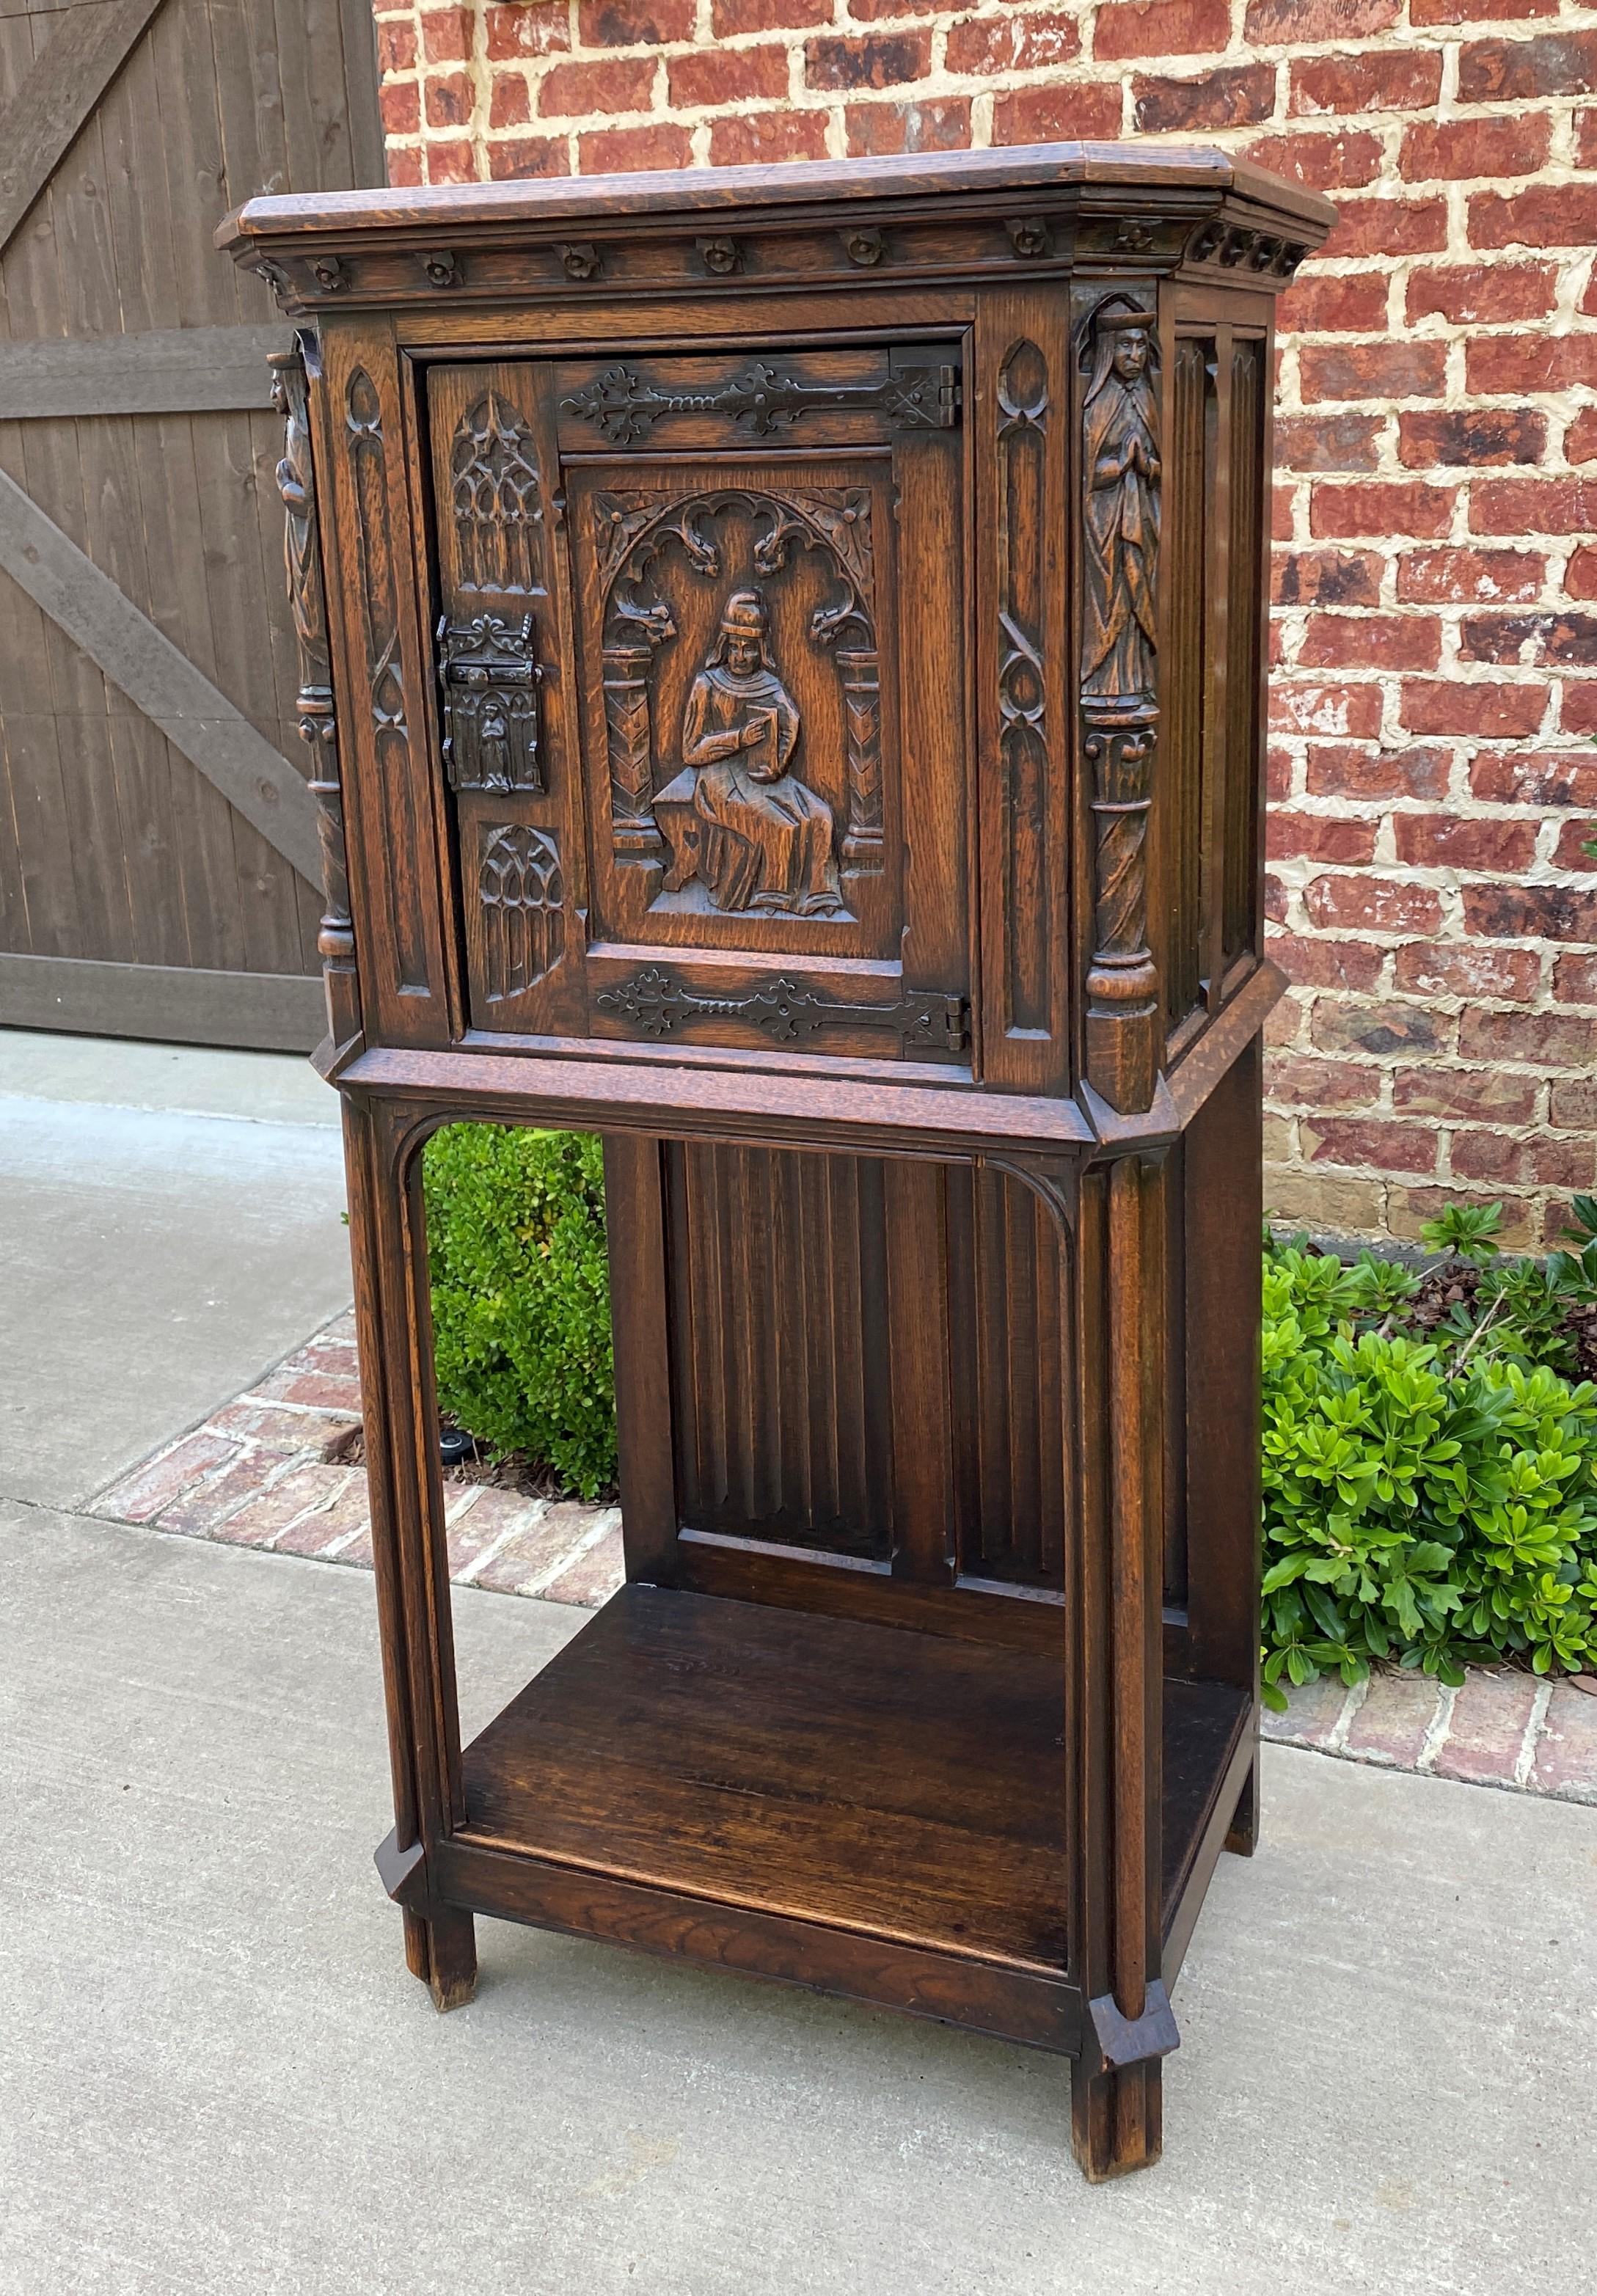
[1083,701,1159,1105]
[836,645,882,870]
[1079,303,1162,1116]
[603,640,663,858]
[270,337,361,1060]
[1069,1150,1176,2181]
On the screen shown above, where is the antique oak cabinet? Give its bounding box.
[222,145,1331,2180]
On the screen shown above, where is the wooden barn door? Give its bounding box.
[0,0,382,1052]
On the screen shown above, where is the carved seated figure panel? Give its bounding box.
[654,587,844,920]
[572,456,907,962]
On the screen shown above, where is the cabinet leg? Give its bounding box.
[402,1902,477,2012]
[1070,2056,1163,2182]
[1224,1756,1259,1858]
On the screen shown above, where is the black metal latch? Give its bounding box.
[559,348,962,443]
[436,612,544,793]
[595,965,968,1054]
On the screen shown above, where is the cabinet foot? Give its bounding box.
[1070,2056,1163,2182]
[1224,1756,1259,1858]
[403,1904,478,2012]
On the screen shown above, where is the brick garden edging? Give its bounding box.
[91,1310,1597,1804]
[89,1311,625,1609]
[1263,1664,1597,1804]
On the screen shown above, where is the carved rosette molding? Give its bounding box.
[996,339,1050,1038]
[1006,217,1051,260]
[238,197,1328,322]
[696,235,742,276]
[1079,300,1162,1116]
[269,339,359,1052]
[562,358,959,445]
[840,226,884,267]
[451,395,541,593]
[346,364,428,994]
[479,825,564,1001]
[593,484,882,877]
[595,964,967,1054]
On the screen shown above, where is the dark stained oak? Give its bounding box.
[226,142,1330,2187]
[461,1586,1074,1971]
[443,1585,1246,2014]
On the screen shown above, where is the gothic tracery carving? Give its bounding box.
[451,394,541,593]
[347,370,407,768]
[346,363,427,994]
[478,825,564,1000]
[996,339,1049,1036]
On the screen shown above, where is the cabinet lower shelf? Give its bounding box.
[417,1584,1251,2053]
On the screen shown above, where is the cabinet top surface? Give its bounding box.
[219,139,1334,260]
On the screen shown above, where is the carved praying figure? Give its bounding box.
[1081,311,1161,701]
[275,374,325,679]
[657,587,844,917]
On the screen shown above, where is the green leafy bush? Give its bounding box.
[1261,1199,1597,1705]
[421,1125,615,1499]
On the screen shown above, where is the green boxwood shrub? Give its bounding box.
[421,1124,615,1499]
[1261,1203,1597,1704]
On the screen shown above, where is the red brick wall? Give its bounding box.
[375,0,1597,1248]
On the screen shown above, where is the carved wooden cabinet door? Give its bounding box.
[429,362,586,1037]
[428,342,968,1061]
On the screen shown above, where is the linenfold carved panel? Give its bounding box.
[588,479,885,916]
[1078,299,1162,1114]
[666,1147,1066,1582]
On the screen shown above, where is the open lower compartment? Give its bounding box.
[439,1584,1251,2048]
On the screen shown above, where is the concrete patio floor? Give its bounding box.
[0,1030,348,1511]
[1,1031,1593,2294]
[2,1499,1593,2296]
